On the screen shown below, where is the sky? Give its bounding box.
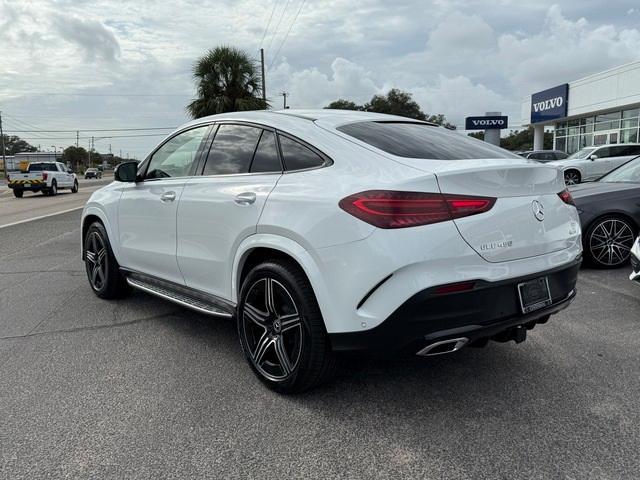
[2,0,640,158]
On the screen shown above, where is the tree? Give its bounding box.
[61,146,89,171]
[1,135,37,155]
[325,99,363,111]
[467,127,554,151]
[364,88,426,120]
[187,46,267,119]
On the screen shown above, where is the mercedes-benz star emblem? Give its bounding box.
[532,200,545,222]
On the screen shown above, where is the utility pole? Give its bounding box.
[76,130,79,148]
[260,48,266,107]
[0,111,7,179]
[281,92,288,109]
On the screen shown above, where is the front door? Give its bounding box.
[118,125,211,284]
[177,124,282,300]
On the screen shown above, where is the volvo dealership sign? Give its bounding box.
[465,115,508,130]
[531,83,569,123]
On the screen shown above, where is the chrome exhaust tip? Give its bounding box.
[416,337,469,357]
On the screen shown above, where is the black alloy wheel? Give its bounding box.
[586,216,636,268]
[238,259,336,393]
[84,222,129,298]
[564,170,581,185]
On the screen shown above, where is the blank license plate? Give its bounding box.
[518,277,552,314]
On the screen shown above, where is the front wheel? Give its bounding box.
[84,222,130,298]
[237,259,336,393]
[584,216,637,268]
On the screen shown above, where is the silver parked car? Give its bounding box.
[549,143,640,185]
[519,150,568,162]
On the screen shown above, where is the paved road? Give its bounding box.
[0,175,113,227]
[1,211,639,479]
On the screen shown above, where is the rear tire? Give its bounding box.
[13,189,23,198]
[237,259,336,393]
[84,221,130,299]
[49,180,58,196]
[71,180,79,193]
[584,215,637,268]
[564,170,581,185]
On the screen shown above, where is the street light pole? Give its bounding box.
[0,111,7,179]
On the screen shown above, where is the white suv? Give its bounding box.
[549,143,640,185]
[81,110,582,392]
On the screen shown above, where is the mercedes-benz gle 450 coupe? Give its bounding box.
[81,110,582,393]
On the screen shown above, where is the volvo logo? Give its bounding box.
[532,96,564,112]
[532,200,545,222]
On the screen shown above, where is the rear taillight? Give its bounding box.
[42,172,48,181]
[558,189,574,206]
[338,190,496,229]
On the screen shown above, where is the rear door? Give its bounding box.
[56,163,73,186]
[118,125,211,284]
[176,123,282,299]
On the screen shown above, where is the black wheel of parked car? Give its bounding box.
[84,221,130,299]
[564,170,581,185]
[584,215,637,268]
[13,189,23,198]
[237,259,336,393]
[71,180,79,193]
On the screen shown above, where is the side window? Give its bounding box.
[595,147,610,158]
[202,124,261,175]
[278,135,325,171]
[144,126,209,180]
[250,131,282,173]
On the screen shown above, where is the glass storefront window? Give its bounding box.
[580,134,593,147]
[620,128,639,144]
[622,118,638,129]
[555,137,566,152]
[622,108,639,118]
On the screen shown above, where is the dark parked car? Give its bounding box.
[570,156,640,268]
[519,150,568,162]
[84,168,102,179]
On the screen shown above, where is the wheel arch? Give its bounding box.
[585,211,639,237]
[232,234,334,325]
[81,207,121,261]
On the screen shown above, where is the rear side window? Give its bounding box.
[203,124,261,175]
[278,135,325,170]
[250,131,282,173]
[337,122,518,160]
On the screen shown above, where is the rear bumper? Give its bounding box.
[329,259,580,355]
[8,181,45,190]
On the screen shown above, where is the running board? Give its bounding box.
[126,275,234,318]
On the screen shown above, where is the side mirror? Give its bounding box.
[67,168,73,174]
[589,154,598,161]
[114,161,139,182]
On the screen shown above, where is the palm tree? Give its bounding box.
[187,46,267,119]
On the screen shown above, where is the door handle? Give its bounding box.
[160,191,177,202]
[234,192,257,205]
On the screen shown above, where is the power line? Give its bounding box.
[6,127,176,133]
[260,0,279,48]
[269,0,306,70]
[16,133,169,141]
[265,0,291,54]
[1,92,190,97]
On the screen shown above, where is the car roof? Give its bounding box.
[179,109,436,133]
[591,143,640,148]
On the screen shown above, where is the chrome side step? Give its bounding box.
[126,276,233,318]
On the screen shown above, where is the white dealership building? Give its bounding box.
[520,61,640,154]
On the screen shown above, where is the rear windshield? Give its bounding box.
[336,122,518,160]
[28,163,57,172]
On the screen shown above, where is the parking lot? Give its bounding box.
[0,208,638,478]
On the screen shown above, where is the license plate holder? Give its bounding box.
[517,277,552,314]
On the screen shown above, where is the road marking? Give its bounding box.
[0,206,84,229]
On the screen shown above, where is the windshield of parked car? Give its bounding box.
[599,157,640,183]
[567,147,596,160]
[336,121,519,159]
[28,163,57,172]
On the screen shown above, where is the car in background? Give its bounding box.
[549,143,640,185]
[7,161,78,197]
[570,156,640,268]
[85,168,103,179]
[81,109,581,393]
[518,150,568,162]
[631,236,640,284]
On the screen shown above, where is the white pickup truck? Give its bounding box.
[8,161,78,198]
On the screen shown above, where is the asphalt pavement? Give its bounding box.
[1,210,639,479]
